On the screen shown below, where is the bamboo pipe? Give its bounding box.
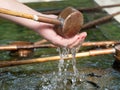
[0,48,115,68]
[0,44,56,51]
[82,41,119,47]
[0,8,61,25]
[34,40,119,47]
[0,41,119,51]
[42,4,120,14]
[82,11,120,30]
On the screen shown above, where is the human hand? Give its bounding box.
[36,15,87,48]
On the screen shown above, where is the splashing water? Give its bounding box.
[38,44,112,90]
[57,47,85,88]
[40,46,87,90]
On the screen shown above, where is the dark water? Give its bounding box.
[0,0,120,90]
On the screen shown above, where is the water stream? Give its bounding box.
[36,47,120,90]
[39,47,78,90]
[38,47,97,90]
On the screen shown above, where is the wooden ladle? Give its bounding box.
[55,7,83,38]
[0,7,83,38]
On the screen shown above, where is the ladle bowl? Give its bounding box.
[55,7,84,38]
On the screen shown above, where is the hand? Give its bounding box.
[36,15,87,48]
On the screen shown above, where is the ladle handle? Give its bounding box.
[0,8,61,25]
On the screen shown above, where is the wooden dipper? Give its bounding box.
[55,7,83,38]
[0,7,83,38]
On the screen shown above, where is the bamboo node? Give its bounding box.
[33,15,39,21]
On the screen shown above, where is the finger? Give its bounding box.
[68,32,87,48]
[57,33,81,47]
